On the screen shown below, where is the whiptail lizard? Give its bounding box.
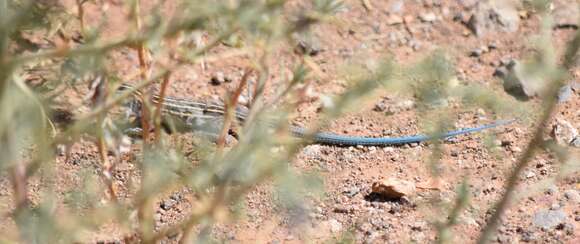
[118,84,513,146]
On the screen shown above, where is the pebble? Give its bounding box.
[500,60,540,100]
[419,12,437,22]
[564,190,580,203]
[546,185,558,195]
[551,118,578,146]
[520,230,536,242]
[571,137,580,148]
[303,145,322,158]
[386,15,404,25]
[410,221,426,231]
[329,219,343,233]
[553,0,580,29]
[210,72,230,85]
[467,1,519,37]
[160,199,176,210]
[371,179,416,199]
[343,186,361,197]
[525,171,536,179]
[572,80,580,91]
[388,0,405,13]
[557,84,573,103]
[294,33,321,56]
[532,210,567,229]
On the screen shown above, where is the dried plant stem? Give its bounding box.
[361,0,373,11]
[76,0,86,33]
[90,76,118,202]
[153,72,171,142]
[96,137,118,202]
[133,0,152,144]
[216,69,252,149]
[131,0,156,241]
[9,162,29,212]
[476,29,580,244]
[8,161,30,243]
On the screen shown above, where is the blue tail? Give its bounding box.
[291,119,514,146]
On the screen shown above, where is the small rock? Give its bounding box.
[532,210,567,229]
[550,118,579,146]
[419,12,437,22]
[410,221,426,231]
[386,15,404,25]
[572,81,580,91]
[546,185,558,195]
[571,136,580,148]
[497,233,512,243]
[458,0,478,9]
[328,219,342,233]
[388,0,405,13]
[493,66,509,78]
[525,171,536,179]
[409,39,421,51]
[371,178,416,199]
[557,84,573,103]
[520,229,536,242]
[553,0,580,29]
[294,33,322,56]
[303,145,322,158]
[160,199,176,210]
[500,60,544,100]
[56,144,67,156]
[501,140,512,147]
[210,72,230,86]
[466,1,520,37]
[564,190,580,203]
[470,48,483,57]
[343,186,361,197]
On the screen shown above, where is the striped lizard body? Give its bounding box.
[117,84,513,146]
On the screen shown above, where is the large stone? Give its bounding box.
[564,189,580,203]
[371,178,416,199]
[532,210,567,229]
[499,60,544,100]
[552,0,580,29]
[467,1,520,37]
[550,118,579,146]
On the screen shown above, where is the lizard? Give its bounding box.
[116,84,513,146]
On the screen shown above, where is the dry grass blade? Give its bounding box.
[216,69,253,149]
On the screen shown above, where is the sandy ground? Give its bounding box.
[1,0,579,243]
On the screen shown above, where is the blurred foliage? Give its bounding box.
[0,0,577,243]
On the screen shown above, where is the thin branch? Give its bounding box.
[216,69,252,149]
[76,0,86,34]
[476,28,580,244]
[154,72,171,142]
[9,162,29,213]
[96,137,119,202]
